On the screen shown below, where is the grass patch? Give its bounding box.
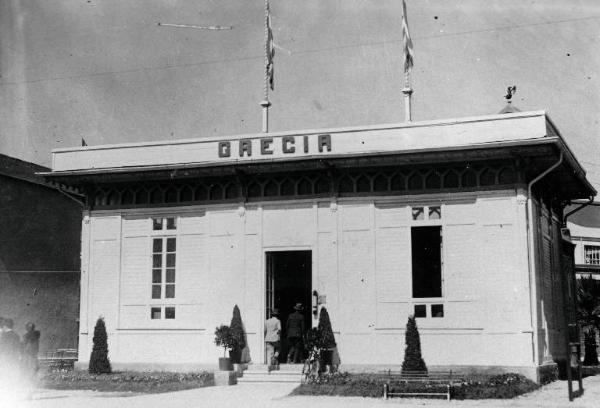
[291,372,540,400]
[40,371,214,394]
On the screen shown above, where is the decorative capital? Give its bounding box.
[260,100,271,108]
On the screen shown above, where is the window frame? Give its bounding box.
[409,205,445,319]
[584,244,600,266]
[149,216,178,320]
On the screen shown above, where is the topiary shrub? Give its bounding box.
[401,315,427,373]
[229,305,246,364]
[214,325,234,357]
[317,307,336,349]
[89,317,111,374]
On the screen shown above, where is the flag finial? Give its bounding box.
[401,0,414,122]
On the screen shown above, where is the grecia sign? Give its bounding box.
[218,134,332,158]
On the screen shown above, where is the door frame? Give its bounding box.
[262,246,313,364]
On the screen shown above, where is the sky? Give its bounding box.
[1,0,599,191]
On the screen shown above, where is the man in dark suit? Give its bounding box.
[286,303,305,364]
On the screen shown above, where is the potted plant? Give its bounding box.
[214,325,235,371]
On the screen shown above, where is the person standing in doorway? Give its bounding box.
[264,308,281,370]
[286,303,305,364]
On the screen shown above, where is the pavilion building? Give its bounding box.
[43,110,596,381]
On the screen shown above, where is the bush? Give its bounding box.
[41,371,214,393]
[452,373,539,399]
[317,307,336,349]
[229,305,246,363]
[214,325,234,357]
[401,315,427,373]
[89,317,111,374]
[291,372,540,400]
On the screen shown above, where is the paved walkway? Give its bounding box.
[9,375,600,408]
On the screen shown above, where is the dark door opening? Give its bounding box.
[265,250,312,364]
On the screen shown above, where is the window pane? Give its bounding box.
[414,304,426,318]
[152,285,161,299]
[152,269,162,283]
[151,307,161,319]
[153,218,163,230]
[412,207,424,220]
[167,238,176,252]
[431,304,444,317]
[429,206,441,220]
[153,238,162,253]
[166,284,175,298]
[153,254,162,268]
[166,269,175,283]
[165,307,176,319]
[166,254,176,267]
[167,218,177,230]
[411,226,442,298]
[585,245,600,265]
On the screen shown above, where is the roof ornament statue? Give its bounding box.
[505,85,517,102]
[498,85,520,114]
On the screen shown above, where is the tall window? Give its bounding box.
[411,206,444,318]
[584,245,600,266]
[150,217,177,320]
[411,226,442,298]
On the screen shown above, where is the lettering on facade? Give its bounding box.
[217,134,332,158]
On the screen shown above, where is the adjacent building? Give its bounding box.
[0,154,81,352]
[44,110,595,381]
[567,204,600,279]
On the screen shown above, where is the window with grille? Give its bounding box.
[150,217,177,319]
[584,245,600,266]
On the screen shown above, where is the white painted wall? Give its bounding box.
[79,190,541,370]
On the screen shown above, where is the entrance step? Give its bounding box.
[238,364,304,384]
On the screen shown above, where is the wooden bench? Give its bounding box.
[381,370,456,401]
[38,348,78,371]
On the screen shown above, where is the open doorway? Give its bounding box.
[265,250,312,364]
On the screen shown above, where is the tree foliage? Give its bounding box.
[89,317,112,374]
[577,275,600,366]
[214,325,235,357]
[401,315,427,373]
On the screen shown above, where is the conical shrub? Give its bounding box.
[401,315,427,373]
[229,305,246,363]
[317,307,336,349]
[89,317,112,374]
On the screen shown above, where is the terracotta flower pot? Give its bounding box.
[218,357,233,371]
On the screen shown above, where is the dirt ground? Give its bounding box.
[10,375,600,408]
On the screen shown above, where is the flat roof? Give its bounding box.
[42,110,596,198]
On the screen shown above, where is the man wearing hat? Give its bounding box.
[264,308,281,369]
[286,303,306,364]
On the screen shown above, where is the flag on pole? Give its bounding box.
[402,0,414,73]
[266,1,275,90]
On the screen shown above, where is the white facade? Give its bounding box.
[78,191,562,372]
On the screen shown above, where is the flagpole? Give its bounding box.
[261,0,271,133]
[401,0,413,122]
[402,71,412,122]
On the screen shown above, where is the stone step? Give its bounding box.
[238,364,304,384]
[237,373,302,383]
[245,364,304,373]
